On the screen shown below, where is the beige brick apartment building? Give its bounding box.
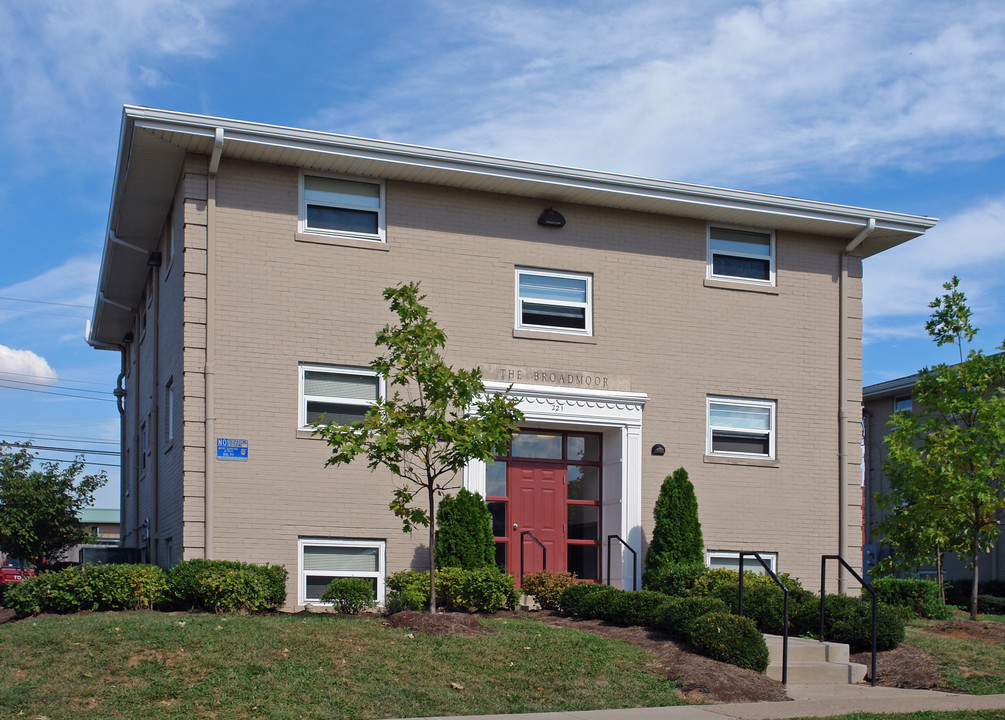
[88,107,936,609]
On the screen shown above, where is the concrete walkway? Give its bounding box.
[391,684,1005,720]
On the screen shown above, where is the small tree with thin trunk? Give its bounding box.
[876,277,1005,620]
[643,467,704,587]
[0,442,107,570]
[315,282,523,612]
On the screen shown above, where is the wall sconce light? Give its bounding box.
[537,207,566,228]
[651,444,666,456]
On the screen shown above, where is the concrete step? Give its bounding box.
[763,634,866,685]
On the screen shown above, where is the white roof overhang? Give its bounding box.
[89,106,938,348]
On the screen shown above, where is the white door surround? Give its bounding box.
[468,381,648,589]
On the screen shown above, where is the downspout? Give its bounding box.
[150,252,161,564]
[204,128,224,558]
[838,218,875,594]
[114,354,127,546]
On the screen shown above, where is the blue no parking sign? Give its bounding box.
[216,438,248,461]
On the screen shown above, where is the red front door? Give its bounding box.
[508,463,566,577]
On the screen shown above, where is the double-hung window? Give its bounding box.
[300,173,385,241]
[706,550,777,575]
[708,226,775,285]
[515,268,592,335]
[299,364,381,428]
[298,538,386,605]
[707,396,776,459]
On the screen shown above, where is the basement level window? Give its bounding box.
[300,173,385,242]
[299,538,386,605]
[706,551,777,574]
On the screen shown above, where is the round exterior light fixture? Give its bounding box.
[651,444,666,456]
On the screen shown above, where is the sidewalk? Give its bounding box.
[392,683,1005,720]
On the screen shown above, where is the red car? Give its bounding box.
[0,558,34,584]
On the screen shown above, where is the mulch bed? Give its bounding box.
[851,643,948,690]
[921,618,1005,643]
[385,610,495,636]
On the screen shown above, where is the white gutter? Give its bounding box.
[838,218,875,594]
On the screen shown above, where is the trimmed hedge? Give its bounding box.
[653,595,730,639]
[979,594,1005,615]
[686,612,769,671]
[642,561,708,597]
[557,582,611,616]
[609,590,669,627]
[5,564,168,617]
[791,593,905,652]
[321,577,375,614]
[166,559,287,613]
[869,577,952,619]
[385,567,517,613]
[521,570,577,610]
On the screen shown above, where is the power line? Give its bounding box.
[0,430,118,445]
[0,375,110,395]
[7,444,119,457]
[34,455,120,469]
[0,370,109,387]
[0,295,90,308]
[0,307,89,319]
[0,383,116,402]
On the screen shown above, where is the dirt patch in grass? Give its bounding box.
[0,608,15,625]
[531,611,789,704]
[922,619,1005,643]
[385,610,496,636]
[850,643,948,690]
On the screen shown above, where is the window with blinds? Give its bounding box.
[300,174,385,241]
[515,267,592,335]
[299,364,380,427]
[707,396,776,459]
[299,539,386,605]
[707,225,775,285]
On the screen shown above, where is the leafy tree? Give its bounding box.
[876,277,1005,619]
[435,488,495,570]
[643,467,704,588]
[0,442,108,570]
[315,282,523,611]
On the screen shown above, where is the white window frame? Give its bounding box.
[706,550,777,575]
[298,171,386,242]
[707,224,776,286]
[298,538,386,606]
[514,267,593,336]
[706,396,776,460]
[298,363,383,429]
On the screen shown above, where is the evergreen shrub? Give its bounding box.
[321,577,375,614]
[685,612,769,672]
[642,468,704,589]
[797,594,904,652]
[521,570,577,610]
[609,590,668,627]
[653,595,729,639]
[869,577,952,619]
[167,559,287,613]
[385,589,425,614]
[4,564,168,617]
[578,584,623,620]
[978,595,1005,615]
[435,489,495,569]
[557,582,610,616]
[643,561,708,597]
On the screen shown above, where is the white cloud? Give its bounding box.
[0,256,99,332]
[863,194,1005,342]
[0,345,57,384]
[0,0,235,159]
[308,0,1005,188]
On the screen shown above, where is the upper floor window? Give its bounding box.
[515,268,592,336]
[707,396,776,459]
[894,395,913,414]
[300,174,385,242]
[708,226,775,285]
[299,364,381,428]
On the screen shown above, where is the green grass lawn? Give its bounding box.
[904,620,1005,695]
[0,611,684,720]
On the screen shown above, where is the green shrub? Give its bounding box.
[978,594,1005,615]
[557,582,611,616]
[435,489,495,570]
[685,612,769,672]
[167,559,287,613]
[438,567,517,613]
[690,568,809,635]
[521,570,577,610]
[578,585,623,620]
[643,468,704,589]
[385,589,425,614]
[387,569,430,600]
[642,561,707,596]
[798,594,904,652]
[321,577,375,614]
[609,590,668,627]
[4,564,168,617]
[653,595,729,639]
[982,580,1005,598]
[869,577,951,619]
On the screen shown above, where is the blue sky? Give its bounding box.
[1,0,1003,509]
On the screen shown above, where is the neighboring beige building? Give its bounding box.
[863,375,1004,583]
[88,107,936,610]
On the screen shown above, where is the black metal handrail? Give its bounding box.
[519,530,546,585]
[821,555,878,686]
[606,535,638,591]
[738,552,789,685]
